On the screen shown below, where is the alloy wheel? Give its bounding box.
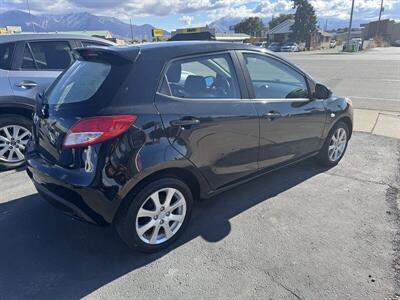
[0,125,31,163]
[135,187,187,245]
[328,127,347,162]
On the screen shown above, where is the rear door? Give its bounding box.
[237,52,327,169]
[155,52,259,190]
[8,40,75,101]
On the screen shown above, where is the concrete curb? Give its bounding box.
[354,109,400,139]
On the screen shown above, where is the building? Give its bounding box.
[361,19,400,43]
[268,19,332,49]
[0,26,22,34]
[333,29,362,43]
[51,30,113,39]
[267,19,295,42]
[311,30,332,49]
[170,26,250,43]
[215,32,251,43]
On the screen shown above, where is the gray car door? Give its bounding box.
[7,40,75,102]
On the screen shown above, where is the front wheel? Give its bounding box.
[317,121,349,166]
[0,114,32,170]
[115,178,193,253]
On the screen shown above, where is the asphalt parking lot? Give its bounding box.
[1,132,399,299]
[1,48,400,299]
[281,47,400,112]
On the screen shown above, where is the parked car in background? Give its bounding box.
[253,41,267,48]
[267,42,282,52]
[0,34,115,169]
[391,40,400,47]
[26,41,353,253]
[280,42,299,52]
[329,40,337,48]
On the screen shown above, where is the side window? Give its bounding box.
[162,53,241,99]
[21,41,74,70]
[243,53,309,99]
[21,44,35,69]
[0,43,15,70]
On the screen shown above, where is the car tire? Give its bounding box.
[317,121,349,167]
[0,114,32,171]
[115,178,193,253]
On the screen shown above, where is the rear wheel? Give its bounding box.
[0,115,32,170]
[317,121,349,166]
[115,178,193,253]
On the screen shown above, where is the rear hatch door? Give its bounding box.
[34,47,137,166]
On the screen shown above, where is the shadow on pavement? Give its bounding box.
[0,158,329,299]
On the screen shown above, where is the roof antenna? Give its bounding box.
[26,0,36,32]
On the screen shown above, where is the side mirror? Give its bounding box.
[314,83,332,99]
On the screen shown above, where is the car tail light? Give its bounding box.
[64,115,137,148]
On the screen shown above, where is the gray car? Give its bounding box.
[0,34,115,169]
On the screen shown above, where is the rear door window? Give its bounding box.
[21,41,74,70]
[0,43,15,70]
[162,53,241,99]
[46,60,111,107]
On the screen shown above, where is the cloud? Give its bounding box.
[1,0,399,22]
[179,15,194,25]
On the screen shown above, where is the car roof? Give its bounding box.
[0,33,115,45]
[102,41,271,61]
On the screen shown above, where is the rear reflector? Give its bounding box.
[64,115,136,148]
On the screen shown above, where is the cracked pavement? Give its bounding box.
[0,132,399,299]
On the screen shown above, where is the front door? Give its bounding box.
[237,52,327,169]
[155,52,259,190]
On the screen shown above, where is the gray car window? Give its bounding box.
[244,53,309,99]
[21,41,74,70]
[0,43,14,70]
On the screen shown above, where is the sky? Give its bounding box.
[1,0,400,30]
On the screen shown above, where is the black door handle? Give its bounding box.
[263,111,281,120]
[170,118,200,127]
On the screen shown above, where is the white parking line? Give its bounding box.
[348,96,400,102]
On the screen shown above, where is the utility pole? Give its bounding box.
[376,0,384,38]
[129,18,134,43]
[26,0,36,32]
[346,0,355,47]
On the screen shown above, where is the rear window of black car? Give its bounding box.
[46,60,111,106]
[45,57,131,113]
[0,43,15,70]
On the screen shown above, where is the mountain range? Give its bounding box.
[0,10,372,40]
[0,10,160,40]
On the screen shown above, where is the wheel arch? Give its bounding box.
[337,116,353,139]
[0,104,34,121]
[112,167,202,224]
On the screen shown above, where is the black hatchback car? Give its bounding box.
[26,41,353,252]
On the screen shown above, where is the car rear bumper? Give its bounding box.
[26,151,112,225]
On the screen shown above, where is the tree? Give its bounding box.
[290,0,317,49]
[234,17,264,37]
[269,14,293,30]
